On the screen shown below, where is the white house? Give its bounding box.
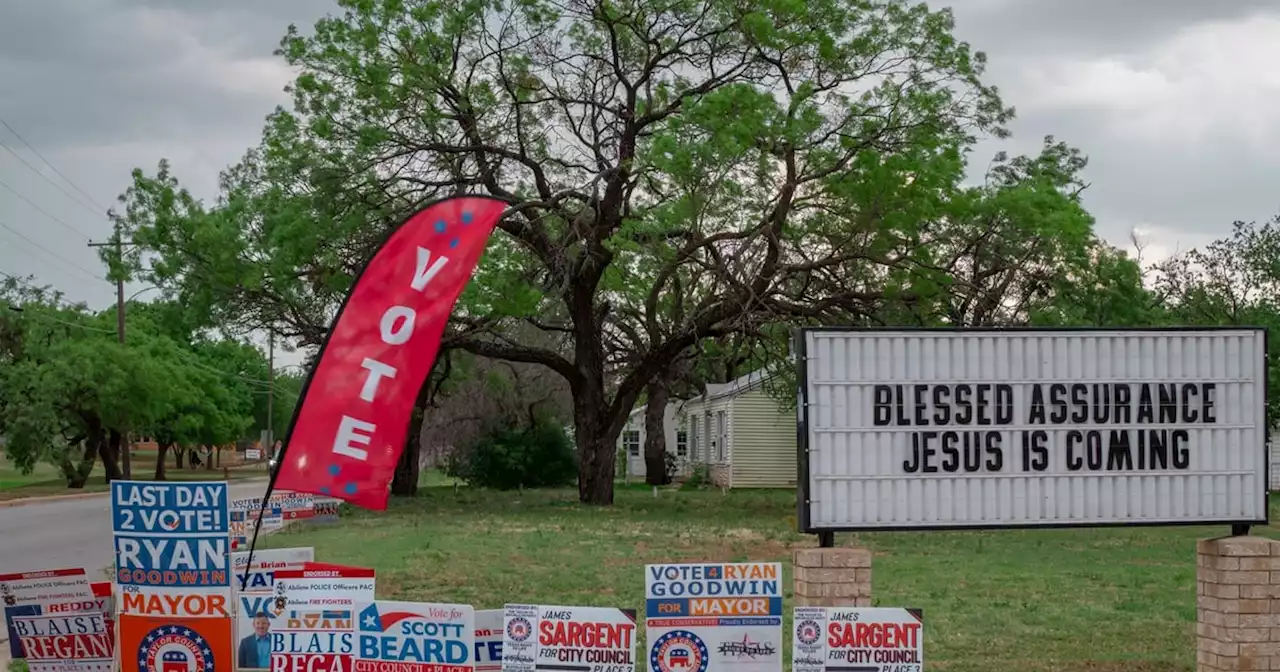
[616,370,798,488]
[619,402,687,480]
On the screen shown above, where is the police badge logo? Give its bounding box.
[650,630,709,672]
[1,583,14,606]
[137,625,215,672]
[273,581,287,613]
[505,616,532,643]
[795,620,822,647]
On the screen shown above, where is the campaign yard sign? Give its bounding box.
[1,568,95,659]
[112,480,234,672]
[277,493,316,522]
[354,600,474,672]
[500,604,636,672]
[273,565,375,611]
[791,607,922,672]
[232,549,316,671]
[11,610,113,672]
[474,610,503,672]
[3,582,113,661]
[269,607,355,672]
[311,499,341,525]
[644,563,783,672]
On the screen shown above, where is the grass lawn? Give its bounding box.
[259,482,1280,672]
[0,451,265,501]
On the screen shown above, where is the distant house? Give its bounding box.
[616,369,798,488]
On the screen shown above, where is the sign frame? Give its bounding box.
[794,326,1271,535]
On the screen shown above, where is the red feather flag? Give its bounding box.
[272,195,506,510]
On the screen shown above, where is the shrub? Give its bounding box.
[444,415,577,490]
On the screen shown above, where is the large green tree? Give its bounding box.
[114,0,1023,504]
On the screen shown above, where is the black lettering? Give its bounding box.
[995,384,1014,424]
[1066,430,1084,470]
[976,385,992,425]
[913,384,929,425]
[1029,430,1048,471]
[904,433,920,472]
[1172,429,1190,469]
[874,385,893,426]
[1137,384,1154,423]
[1203,383,1217,423]
[1144,430,1168,470]
[1085,431,1104,470]
[931,385,952,425]
[1114,384,1131,424]
[1029,386,1046,424]
[1092,384,1111,423]
[1049,384,1068,424]
[1106,430,1133,470]
[920,432,938,472]
[940,432,960,472]
[1157,384,1177,423]
[985,431,1003,471]
[1181,383,1199,423]
[955,385,972,424]
[894,385,910,426]
[962,433,982,472]
[1070,384,1088,423]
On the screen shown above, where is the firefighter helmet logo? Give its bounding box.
[138,625,215,672]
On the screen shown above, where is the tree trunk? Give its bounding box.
[174,446,187,469]
[155,442,172,481]
[574,378,618,505]
[101,430,124,482]
[392,382,431,497]
[644,381,672,486]
[62,438,98,489]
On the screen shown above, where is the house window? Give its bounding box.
[705,413,715,461]
[623,430,641,457]
[716,411,727,461]
[690,419,700,460]
[676,431,688,458]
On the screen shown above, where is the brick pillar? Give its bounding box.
[1197,536,1280,671]
[793,548,872,607]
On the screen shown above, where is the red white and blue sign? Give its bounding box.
[138,624,217,672]
[353,600,475,672]
[650,631,708,672]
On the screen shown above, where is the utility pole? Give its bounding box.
[266,329,275,452]
[88,228,137,479]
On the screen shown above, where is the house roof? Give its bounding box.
[702,368,776,402]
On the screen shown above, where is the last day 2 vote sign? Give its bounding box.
[111,481,234,672]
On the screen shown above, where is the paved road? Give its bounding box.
[0,479,272,580]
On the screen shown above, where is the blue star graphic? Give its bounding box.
[434,220,447,232]
[450,238,459,248]
[461,211,473,224]
[328,464,341,477]
[344,482,357,495]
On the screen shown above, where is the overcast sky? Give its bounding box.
[1,0,1277,326]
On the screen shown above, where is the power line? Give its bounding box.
[0,176,96,240]
[0,218,105,282]
[0,136,104,218]
[0,115,110,213]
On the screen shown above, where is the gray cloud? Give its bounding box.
[1,0,1277,311]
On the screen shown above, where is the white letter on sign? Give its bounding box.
[411,247,449,291]
[333,416,376,460]
[359,358,397,402]
[380,306,415,345]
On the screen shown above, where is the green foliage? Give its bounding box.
[0,279,273,485]
[444,416,577,491]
